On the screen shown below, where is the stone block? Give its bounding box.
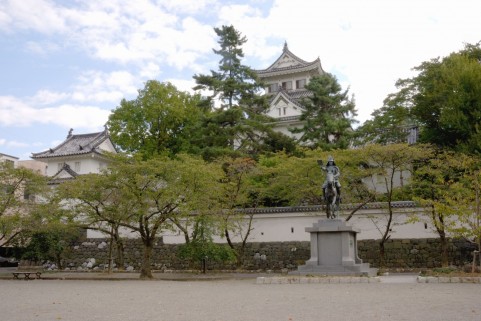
[317,277,328,284]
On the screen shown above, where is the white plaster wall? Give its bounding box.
[157,208,438,244]
[44,156,108,177]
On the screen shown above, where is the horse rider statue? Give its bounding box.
[318,156,341,203]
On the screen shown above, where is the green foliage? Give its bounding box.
[0,162,48,246]
[355,90,416,146]
[389,42,481,154]
[177,215,235,269]
[255,149,375,207]
[107,81,203,158]
[358,144,428,267]
[21,224,80,268]
[292,74,358,150]
[193,25,274,159]
[193,25,267,110]
[110,154,222,278]
[410,149,480,238]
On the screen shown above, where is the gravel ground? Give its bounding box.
[0,279,480,321]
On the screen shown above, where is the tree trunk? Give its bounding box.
[140,239,154,279]
[379,242,385,269]
[115,238,125,271]
[439,232,449,267]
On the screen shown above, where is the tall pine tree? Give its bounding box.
[292,73,358,150]
[193,25,273,160]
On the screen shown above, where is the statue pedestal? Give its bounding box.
[291,219,377,276]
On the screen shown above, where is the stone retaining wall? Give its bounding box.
[61,237,478,272]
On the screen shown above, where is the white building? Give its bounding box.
[31,128,116,184]
[0,153,18,167]
[255,42,324,140]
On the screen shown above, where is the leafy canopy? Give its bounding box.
[292,74,358,150]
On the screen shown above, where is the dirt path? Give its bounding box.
[0,279,479,321]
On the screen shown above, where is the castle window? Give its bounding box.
[282,81,292,90]
[268,83,279,93]
[296,79,306,89]
[75,162,81,172]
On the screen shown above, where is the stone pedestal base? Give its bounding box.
[291,219,377,277]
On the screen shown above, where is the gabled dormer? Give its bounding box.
[267,90,303,118]
[48,163,79,185]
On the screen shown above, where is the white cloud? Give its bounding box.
[0,95,110,130]
[168,78,197,94]
[0,0,66,33]
[161,0,218,15]
[72,70,138,103]
[140,62,161,79]
[4,140,29,148]
[24,41,61,55]
[30,90,70,105]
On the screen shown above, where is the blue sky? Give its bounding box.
[1,0,480,160]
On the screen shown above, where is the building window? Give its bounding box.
[296,79,306,89]
[283,107,287,115]
[75,162,81,172]
[58,163,63,171]
[282,81,292,91]
[268,83,279,93]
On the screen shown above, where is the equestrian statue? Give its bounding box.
[318,156,341,219]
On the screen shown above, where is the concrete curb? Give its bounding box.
[256,276,381,284]
[417,276,481,283]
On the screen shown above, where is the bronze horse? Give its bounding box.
[325,172,339,219]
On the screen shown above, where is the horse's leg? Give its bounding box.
[332,192,338,219]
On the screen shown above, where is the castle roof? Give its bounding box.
[255,42,324,78]
[32,128,112,160]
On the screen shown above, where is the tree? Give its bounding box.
[255,149,374,210]
[217,157,262,267]
[355,90,416,146]
[177,214,235,272]
[107,154,221,279]
[57,172,130,271]
[408,147,463,267]
[21,221,80,269]
[392,42,481,154]
[0,162,47,247]
[193,25,272,159]
[361,144,427,267]
[291,74,358,150]
[108,81,203,158]
[439,155,481,269]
